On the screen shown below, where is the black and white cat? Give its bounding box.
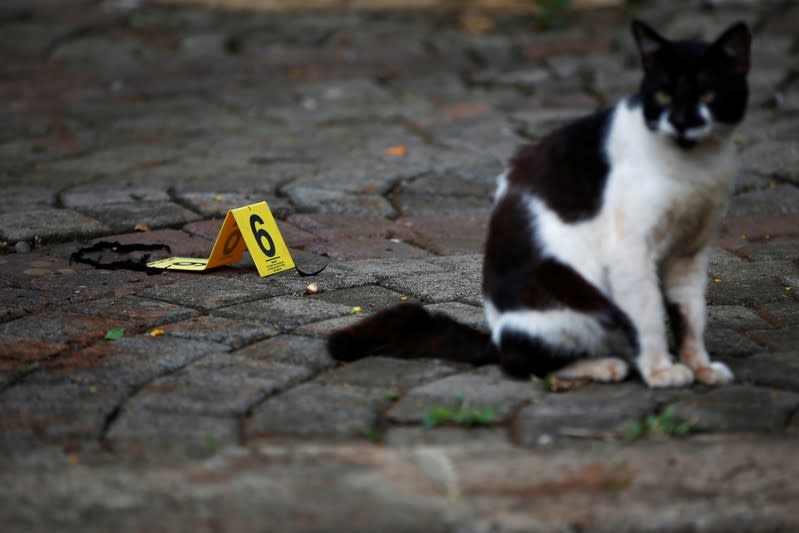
[328,20,751,388]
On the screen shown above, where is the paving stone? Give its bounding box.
[511,107,594,140]
[0,311,135,346]
[396,214,489,255]
[388,366,543,424]
[718,213,799,247]
[41,144,189,177]
[224,262,381,296]
[305,236,429,261]
[74,200,201,234]
[137,276,293,311]
[708,246,745,270]
[105,410,239,455]
[0,186,56,214]
[393,192,492,217]
[424,253,484,272]
[178,192,294,219]
[57,295,199,328]
[234,334,335,373]
[314,284,414,311]
[727,351,799,392]
[727,185,799,217]
[423,114,520,165]
[383,426,513,448]
[28,336,229,390]
[739,141,799,186]
[0,381,124,445]
[0,287,64,322]
[0,444,453,532]
[746,328,799,352]
[0,338,66,377]
[316,356,461,391]
[213,295,352,331]
[247,382,387,439]
[155,315,280,349]
[731,240,799,262]
[342,256,445,281]
[124,353,312,416]
[515,383,689,445]
[0,207,109,244]
[0,246,174,297]
[757,300,799,327]
[382,268,483,303]
[283,187,397,218]
[669,385,799,433]
[287,213,401,241]
[706,305,769,331]
[705,328,766,358]
[61,186,171,207]
[424,301,487,331]
[706,260,797,305]
[291,314,363,338]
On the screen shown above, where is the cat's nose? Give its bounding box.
[669,109,705,133]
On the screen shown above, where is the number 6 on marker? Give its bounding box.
[249,214,276,258]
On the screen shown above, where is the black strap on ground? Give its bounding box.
[295,263,328,277]
[70,241,171,275]
[72,240,328,277]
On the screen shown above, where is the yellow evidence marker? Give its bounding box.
[147,202,295,277]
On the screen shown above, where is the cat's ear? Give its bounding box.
[712,21,751,74]
[631,19,668,71]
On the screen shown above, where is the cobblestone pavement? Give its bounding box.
[2,0,799,531]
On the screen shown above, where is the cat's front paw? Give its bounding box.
[693,361,734,385]
[642,363,694,388]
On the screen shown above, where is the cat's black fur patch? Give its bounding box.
[327,304,496,366]
[497,330,587,378]
[508,107,613,223]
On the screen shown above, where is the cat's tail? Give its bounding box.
[327,303,498,367]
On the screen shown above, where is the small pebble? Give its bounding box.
[14,241,31,254]
[306,283,320,295]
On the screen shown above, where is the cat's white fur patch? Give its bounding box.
[485,301,605,353]
[554,357,629,382]
[494,171,509,203]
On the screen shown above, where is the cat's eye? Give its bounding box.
[655,91,672,105]
[701,92,716,104]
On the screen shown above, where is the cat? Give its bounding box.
[328,20,751,388]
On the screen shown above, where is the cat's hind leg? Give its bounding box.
[553,357,629,382]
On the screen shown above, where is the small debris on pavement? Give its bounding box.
[104,327,125,341]
[386,146,408,157]
[306,282,320,295]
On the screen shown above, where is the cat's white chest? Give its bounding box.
[603,104,735,258]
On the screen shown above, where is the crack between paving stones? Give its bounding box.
[98,349,220,448]
[396,117,451,150]
[238,370,339,446]
[165,186,206,217]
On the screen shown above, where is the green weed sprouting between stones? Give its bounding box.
[626,407,693,438]
[361,428,381,442]
[533,0,573,28]
[384,390,400,401]
[422,400,499,428]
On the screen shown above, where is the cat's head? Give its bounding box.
[631,20,751,149]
